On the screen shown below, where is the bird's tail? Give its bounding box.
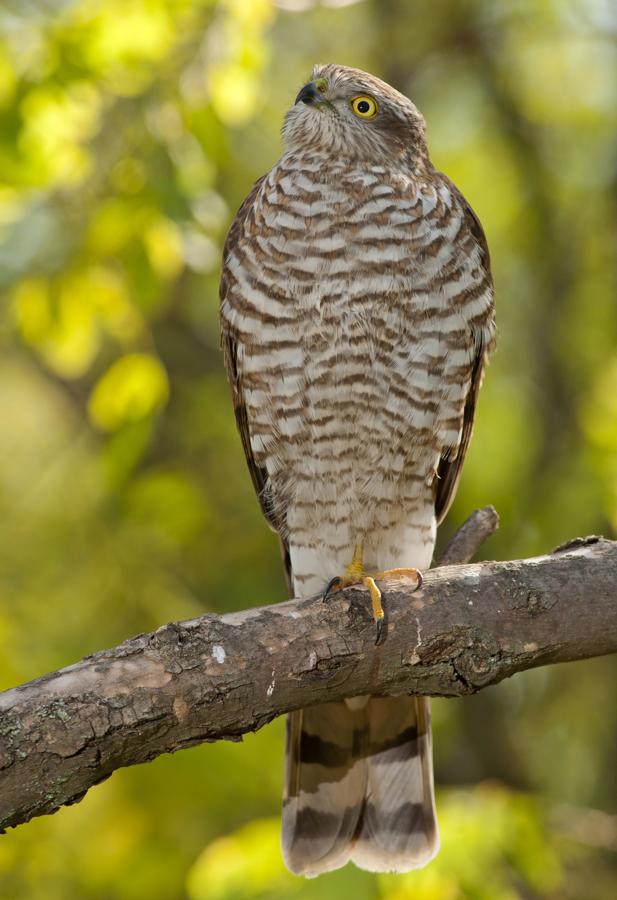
[281,694,439,877]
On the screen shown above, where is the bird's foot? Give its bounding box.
[324,571,385,643]
[323,543,422,644]
[373,567,424,592]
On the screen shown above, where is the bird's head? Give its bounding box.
[282,63,428,164]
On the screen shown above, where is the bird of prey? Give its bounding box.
[219,63,495,877]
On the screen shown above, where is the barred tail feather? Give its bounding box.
[282,702,367,877]
[350,696,439,872]
[281,696,438,877]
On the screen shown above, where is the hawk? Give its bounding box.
[220,64,495,877]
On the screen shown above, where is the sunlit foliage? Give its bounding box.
[0,1,616,897]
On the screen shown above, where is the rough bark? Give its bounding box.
[0,508,615,833]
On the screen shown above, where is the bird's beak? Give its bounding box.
[295,82,320,105]
[294,81,331,110]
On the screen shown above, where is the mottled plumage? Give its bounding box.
[220,63,495,876]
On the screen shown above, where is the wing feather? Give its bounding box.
[219,176,281,530]
[434,177,495,524]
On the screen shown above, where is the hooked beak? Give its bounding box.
[294,81,331,109]
[295,82,321,105]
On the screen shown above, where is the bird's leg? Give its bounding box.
[323,538,386,641]
[323,543,424,643]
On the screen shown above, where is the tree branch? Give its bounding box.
[0,509,615,833]
[437,505,500,566]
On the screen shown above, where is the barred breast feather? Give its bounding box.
[221,154,494,585]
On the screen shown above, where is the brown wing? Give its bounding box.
[221,331,293,592]
[219,175,281,532]
[434,179,495,525]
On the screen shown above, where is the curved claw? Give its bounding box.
[413,569,423,592]
[375,616,385,645]
[323,576,343,602]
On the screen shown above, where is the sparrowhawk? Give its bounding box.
[220,63,496,877]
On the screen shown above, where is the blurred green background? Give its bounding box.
[1,0,616,897]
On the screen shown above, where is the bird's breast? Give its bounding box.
[220,157,483,512]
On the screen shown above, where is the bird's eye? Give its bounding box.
[315,78,328,94]
[350,95,378,119]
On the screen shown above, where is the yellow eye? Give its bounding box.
[351,95,377,119]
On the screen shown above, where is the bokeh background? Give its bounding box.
[1,0,616,897]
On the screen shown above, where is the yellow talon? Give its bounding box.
[373,567,423,592]
[323,539,396,644]
[323,540,423,644]
[363,575,384,622]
